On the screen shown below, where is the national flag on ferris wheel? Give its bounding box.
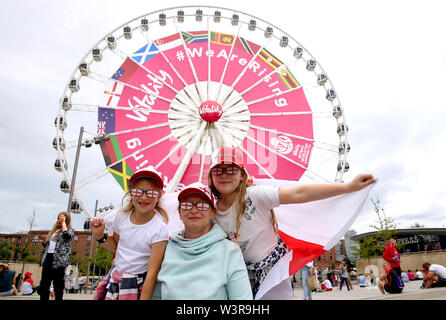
[100,135,134,192]
[210,31,235,46]
[234,36,261,55]
[154,33,183,51]
[103,81,124,107]
[97,108,115,135]
[97,121,106,135]
[181,31,208,44]
[131,42,159,64]
[111,58,139,82]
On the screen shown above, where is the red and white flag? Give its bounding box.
[154,33,184,51]
[160,178,376,300]
[253,178,375,299]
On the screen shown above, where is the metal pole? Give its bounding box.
[88,199,98,294]
[67,126,84,212]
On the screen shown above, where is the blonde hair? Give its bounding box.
[208,168,278,244]
[46,211,72,242]
[122,178,169,224]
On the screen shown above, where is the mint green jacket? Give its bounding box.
[153,224,252,300]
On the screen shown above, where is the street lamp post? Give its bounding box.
[86,199,98,294]
[86,200,114,294]
[61,125,111,292]
[65,127,110,214]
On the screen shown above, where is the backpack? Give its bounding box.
[346,259,354,271]
[393,271,405,290]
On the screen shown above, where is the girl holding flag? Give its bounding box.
[207,147,376,299]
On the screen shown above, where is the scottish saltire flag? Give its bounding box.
[131,43,159,64]
[159,178,375,300]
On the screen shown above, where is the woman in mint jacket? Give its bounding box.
[143,182,252,300]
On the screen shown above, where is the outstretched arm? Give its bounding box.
[278,173,376,204]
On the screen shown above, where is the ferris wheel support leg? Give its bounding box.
[67,126,84,213]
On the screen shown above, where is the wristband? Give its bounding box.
[96,233,108,244]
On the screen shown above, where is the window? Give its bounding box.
[87,235,92,241]
[74,236,78,240]
[73,242,77,248]
[86,242,91,248]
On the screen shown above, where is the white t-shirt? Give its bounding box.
[429,264,446,278]
[21,280,33,295]
[341,266,348,278]
[416,271,424,279]
[322,279,332,289]
[214,185,280,263]
[47,233,58,253]
[106,209,169,275]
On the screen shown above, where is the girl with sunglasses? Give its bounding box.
[146,182,252,300]
[208,147,376,299]
[91,166,169,300]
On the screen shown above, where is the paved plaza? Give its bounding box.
[293,279,446,300]
[1,280,445,301]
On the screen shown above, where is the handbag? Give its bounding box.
[306,276,318,291]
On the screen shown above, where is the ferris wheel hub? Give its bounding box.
[198,100,223,122]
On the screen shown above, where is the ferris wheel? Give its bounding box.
[54,5,350,218]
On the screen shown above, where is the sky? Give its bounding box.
[1,0,446,236]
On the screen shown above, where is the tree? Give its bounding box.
[14,245,31,261]
[369,197,398,233]
[352,234,382,268]
[411,222,424,228]
[0,239,13,261]
[17,209,38,289]
[369,197,404,250]
[92,246,113,277]
[353,197,405,265]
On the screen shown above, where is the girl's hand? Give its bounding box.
[91,217,105,238]
[347,174,376,192]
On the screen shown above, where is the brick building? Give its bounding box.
[310,239,351,273]
[0,230,97,262]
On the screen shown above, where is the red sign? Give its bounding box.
[199,100,223,122]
